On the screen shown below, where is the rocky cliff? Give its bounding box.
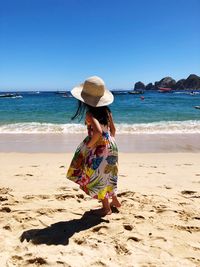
[173,74,200,90]
[155,77,176,89]
[134,81,145,90]
[134,74,200,90]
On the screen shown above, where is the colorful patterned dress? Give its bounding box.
[67,122,118,200]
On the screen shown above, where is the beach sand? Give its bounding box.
[0,152,200,267]
[0,133,200,153]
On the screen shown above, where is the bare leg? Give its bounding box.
[102,197,112,215]
[110,195,121,208]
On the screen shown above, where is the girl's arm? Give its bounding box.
[86,113,102,148]
[108,112,116,137]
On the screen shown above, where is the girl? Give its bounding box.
[67,76,121,216]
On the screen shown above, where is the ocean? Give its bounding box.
[0,90,200,134]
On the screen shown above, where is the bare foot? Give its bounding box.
[110,196,121,208]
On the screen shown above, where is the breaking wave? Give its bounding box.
[0,120,200,134]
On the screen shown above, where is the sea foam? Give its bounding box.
[0,120,200,134]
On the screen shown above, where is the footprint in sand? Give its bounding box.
[23,195,35,200]
[152,204,168,213]
[173,224,200,233]
[56,260,68,266]
[12,214,34,224]
[23,194,50,200]
[54,192,85,201]
[3,224,11,231]
[117,191,135,198]
[123,224,133,231]
[26,257,47,265]
[181,191,200,199]
[90,260,108,267]
[74,237,87,245]
[150,236,167,242]
[127,236,142,242]
[0,196,8,201]
[164,185,172,189]
[181,190,197,195]
[75,193,85,199]
[92,225,109,233]
[176,209,197,221]
[193,216,200,220]
[134,215,145,219]
[114,242,130,255]
[0,187,12,194]
[185,257,200,266]
[7,255,23,266]
[14,173,34,177]
[55,193,76,200]
[0,207,11,213]
[36,207,66,215]
[0,191,16,208]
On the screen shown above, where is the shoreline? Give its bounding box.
[0,133,200,153]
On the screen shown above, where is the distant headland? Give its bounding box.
[134,74,200,90]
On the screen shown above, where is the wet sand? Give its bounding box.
[0,133,200,152]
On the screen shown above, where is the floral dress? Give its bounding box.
[66,122,118,200]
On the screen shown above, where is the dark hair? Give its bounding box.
[71,100,111,125]
[71,100,86,121]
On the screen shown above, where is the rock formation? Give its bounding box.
[154,77,176,89]
[133,74,200,90]
[172,79,185,90]
[145,83,155,90]
[183,74,200,89]
[134,81,145,90]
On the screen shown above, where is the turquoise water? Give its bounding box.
[0,91,200,133]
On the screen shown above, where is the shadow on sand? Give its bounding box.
[20,210,109,245]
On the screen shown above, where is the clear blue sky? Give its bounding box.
[0,0,200,91]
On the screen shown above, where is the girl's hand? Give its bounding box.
[108,112,116,137]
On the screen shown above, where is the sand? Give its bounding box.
[0,152,200,267]
[1,133,200,153]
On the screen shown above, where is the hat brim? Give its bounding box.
[71,84,114,107]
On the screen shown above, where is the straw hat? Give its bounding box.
[71,76,114,107]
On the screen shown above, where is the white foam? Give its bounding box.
[0,121,200,134]
[116,121,200,134]
[0,123,86,134]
